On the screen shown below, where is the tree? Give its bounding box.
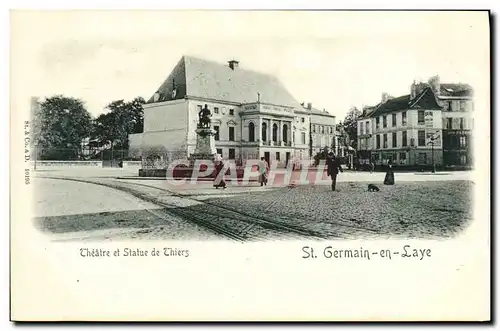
[91,97,145,150]
[342,107,362,150]
[32,95,93,160]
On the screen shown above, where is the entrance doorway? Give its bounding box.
[264,152,270,166]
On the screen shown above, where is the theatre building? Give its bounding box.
[129,55,334,167]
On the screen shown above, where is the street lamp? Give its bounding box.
[427,132,440,173]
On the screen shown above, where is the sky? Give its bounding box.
[11,10,489,121]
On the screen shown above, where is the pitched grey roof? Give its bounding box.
[439,83,474,97]
[360,87,442,119]
[148,56,303,109]
[304,105,335,117]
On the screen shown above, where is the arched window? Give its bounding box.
[282,124,288,143]
[272,123,278,142]
[248,122,255,142]
[262,122,267,142]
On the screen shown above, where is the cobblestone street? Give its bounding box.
[199,180,473,239]
[33,168,474,241]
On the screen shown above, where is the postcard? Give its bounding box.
[10,10,490,321]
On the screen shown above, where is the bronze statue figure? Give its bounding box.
[198,104,212,128]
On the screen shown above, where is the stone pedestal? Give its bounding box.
[190,127,217,163]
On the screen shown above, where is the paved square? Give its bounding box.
[34,169,474,241]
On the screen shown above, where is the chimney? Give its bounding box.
[307,103,312,110]
[153,91,160,102]
[381,92,389,103]
[228,60,239,70]
[427,75,441,96]
[410,80,426,100]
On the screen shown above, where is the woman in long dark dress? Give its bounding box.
[384,159,395,185]
[213,160,227,189]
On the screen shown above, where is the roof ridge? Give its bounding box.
[183,55,279,80]
[409,87,431,108]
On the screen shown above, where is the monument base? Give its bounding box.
[189,127,218,166]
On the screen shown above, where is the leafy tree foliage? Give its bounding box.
[32,95,93,159]
[91,97,145,149]
[341,107,362,150]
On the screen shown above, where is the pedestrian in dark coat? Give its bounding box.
[384,159,395,185]
[213,160,227,189]
[326,152,343,191]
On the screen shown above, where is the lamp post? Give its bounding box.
[427,132,439,173]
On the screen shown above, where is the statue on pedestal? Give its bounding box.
[190,104,217,164]
[198,104,212,129]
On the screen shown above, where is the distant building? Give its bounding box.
[130,56,336,167]
[305,103,337,156]
[357,76,473,168]
[427,76,474,167]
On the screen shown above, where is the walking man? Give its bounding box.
[326,152,343,191]
[259,157,269,187]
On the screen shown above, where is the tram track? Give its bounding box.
[39,176,325,241]
[117,180,383,237]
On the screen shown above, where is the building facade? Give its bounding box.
[130,56,336,167]
[306,103,337,156]
[356,77,473,168]
[428,76,474,167]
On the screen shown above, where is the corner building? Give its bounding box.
[356,76,473,168]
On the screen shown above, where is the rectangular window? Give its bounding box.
[383,134,388,148]
[312,125,316,133]
[301,117,305,123]
[460,118,464,130]
[216,148,223,156]
[229,109,234,116]
[418,130,425,146]
[402,131,407,147]
[392,114,397,127]
[366,121,370,134]
[301,132,306,144]
[376,135,381,149]
[418,152,427,165]
[360,122,364,135]
[447,118,452,129]
[399,152,407,162]
[402,111,407,126]
[459,136,467,148]
[214,126,220,141]
[214,107,219,114]
[228,148,235,159]
[322,126,325,134]
[448,101,453,111]
[460,101,465,112]
[229,127,235,141]
[383,116,387,128]
[376,117,380,129]
[330,127,333,134]
[418,111,425,125]
[392,132,397,148]
[276,152,280,161]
